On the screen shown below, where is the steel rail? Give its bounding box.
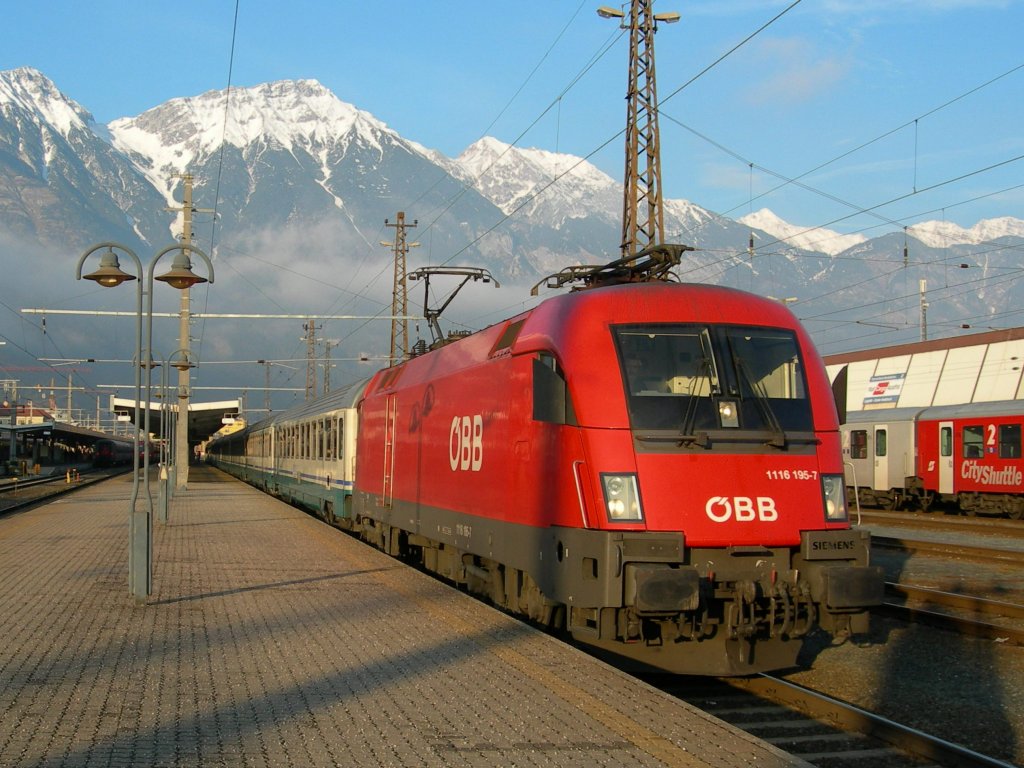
[870,535,1022,563]
[887,583,1024,620]
[860,510,1024,539]
[0,470,121,515]
[878,582,1024,645]
[733,674,1017,768]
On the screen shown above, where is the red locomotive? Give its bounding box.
[843,400,1024,517]
[352,248,883,675]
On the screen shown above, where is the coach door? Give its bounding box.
[938,421,954,494]
[381,395,397,508]
[873,425,889,491]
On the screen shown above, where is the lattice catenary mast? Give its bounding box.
[598,2,678,260]
[383,212,418,366]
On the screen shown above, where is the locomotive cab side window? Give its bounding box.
[533,353,577,426]
[963,425,984,458]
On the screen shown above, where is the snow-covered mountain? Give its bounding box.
[907,217,1024,249]
[451,136,620,225]
[741,206,1024,255]
[1,65,1022,362]
[739,208,867,257]
[0,66,167,247]
[109,79,446,209]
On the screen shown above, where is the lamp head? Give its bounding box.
[156,252,208,290]
[83,249,137,288]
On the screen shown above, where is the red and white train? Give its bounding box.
[842,400,1024,518]
[208,248,883,676]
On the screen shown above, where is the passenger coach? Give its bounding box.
[842,400,1024,517]
[207,380,365,524]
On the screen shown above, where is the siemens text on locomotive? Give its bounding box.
[842,400,1024,518]
[207,248,883,675]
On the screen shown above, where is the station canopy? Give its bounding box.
[110,397,240,444]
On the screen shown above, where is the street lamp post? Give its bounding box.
[77,242,214,601]
[147,246,214,503]
[77,243,146,599]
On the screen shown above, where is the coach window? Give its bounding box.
[850,429,868,459]
[963,425,984,458]
[999,424,1021,459]
[940,426,952,457]
[874,428,887,457]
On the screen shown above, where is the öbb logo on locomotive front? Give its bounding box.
[704,495,779,522]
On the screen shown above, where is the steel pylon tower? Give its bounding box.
[600,2,678,260]
[303,319,320,400]
[384,212,418,366]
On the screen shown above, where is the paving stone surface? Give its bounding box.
[0,466,811,767]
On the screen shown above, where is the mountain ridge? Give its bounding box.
[1,65,1022,361]
[4,66,1020,256]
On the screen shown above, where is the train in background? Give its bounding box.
[842,400,1024,518]
[207,246,883,676]
[92,438,135,467]
[92,437,152,468]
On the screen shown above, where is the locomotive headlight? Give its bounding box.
[718,399,739,428]
[821,474,848,522]
[601,473,643,522]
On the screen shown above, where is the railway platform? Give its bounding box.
[0,466,810,768]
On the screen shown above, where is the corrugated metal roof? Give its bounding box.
[824,327,1024,365]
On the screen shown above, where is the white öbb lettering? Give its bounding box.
[449,415,483,471]
[705,496,779,523]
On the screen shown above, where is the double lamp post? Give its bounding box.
[76,241,215,602]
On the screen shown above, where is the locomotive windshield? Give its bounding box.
[614,324,812,442]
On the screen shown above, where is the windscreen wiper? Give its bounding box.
[678,359,713,448]
[733,358,787,448]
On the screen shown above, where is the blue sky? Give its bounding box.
[4,0,1023,235]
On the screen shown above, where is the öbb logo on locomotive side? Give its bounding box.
[705,496,779,523]
[449,415,483,471]
[961,460,1023,486]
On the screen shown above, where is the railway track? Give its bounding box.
[0,467,123,514]
[658,673,1015,768]
[879,582,1024,646]
[871,534,1022,564]
[860,509,1024,539]
[864,510,1024,567]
